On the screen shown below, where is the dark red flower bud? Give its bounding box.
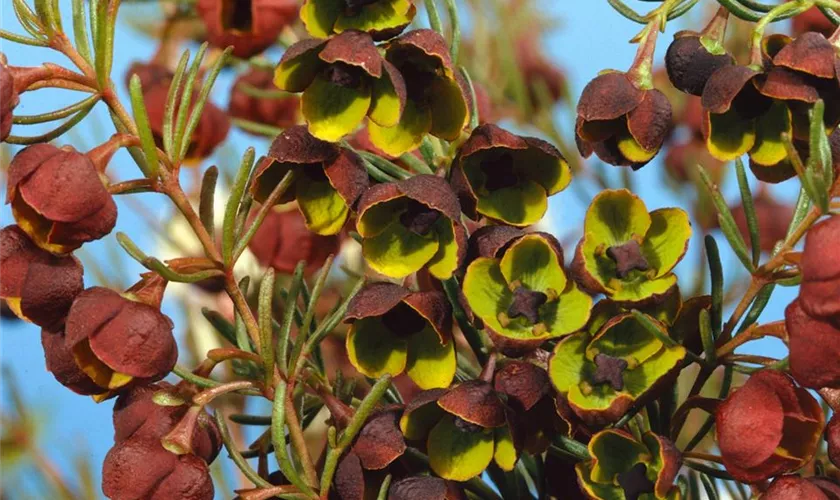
[7,144,117,254]
[229,68,300,134]
[665,9,733,96]
[102,437,214,500]
[784,299,840,389]
[113,383,222,464]
[800,215,840,320]
[763,475,840,500]
[793,8,836,37]
[125,61,173,90]
[0,62,19,142]
[730,188,794,254]
[0,225,83,328]
[64,287,177,400]
[828,414,840,469]
[196,0,299,58]
[716,369,823,482]
[247,207,341,276]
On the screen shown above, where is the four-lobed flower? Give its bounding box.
[196,0,299,58]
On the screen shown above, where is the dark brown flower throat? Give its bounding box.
[617,463,655,500]
[507,286,548,325]
[400,200,442,235]
[592,353,628,391]
[481,152,520,191]
[607,239,650,278]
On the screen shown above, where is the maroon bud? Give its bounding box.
[0,62,19,142]
[229,67,300,134]
[125,61,173,91]
[0,225,84,328]
[64,287,177,399]
[800,215,840,320]
[7,144,117,254]
[785,299,840,389]
[196,0,299,58]
[763,475,840,500]
[665,9,733,96]
[102,437,214,500]
[828,414,840,469]
[247,207,341,276]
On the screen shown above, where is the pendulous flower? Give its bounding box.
[229,67,300,134]
[450,123,571,227]
[784,299,840,389]
[762,475,840,499]
[367,29,470,156]
[196,0,299,58]
[356,174,466,280]
[798,215,840,320]
[300,0,416,41]
[251,125,369,235]
[388,475,465,500]
[0,225,84,328]
[461,227,591,355]
[664,8,734,96]
[572,189,691,305]
[0,61,19,142]
[274,30,407,142]
[716,369,823,483]
[344,282,455,389]
[7,143,117,254]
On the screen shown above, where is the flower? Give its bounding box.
[229,67,300,134]
[41,327,104,396]
[828,414,840,469]
[251,126,369,235]
[0,62,19,142]
[763,475,840,499]
[388,476,465,499]
[0,225,84,328]
[716,369,823,483]
[575,430,681,500]
[356,174,466,279]
[784,299,840,389]
[664,8,733,96]
[450,124,571,227]
[571,189,691,305]
[793,8,836,37]
[301,0,416,40]
[344,282,455,389]
[549,305,686,426]
[7,143,117,254]
[799,215,840,320]
[62,287,177,401]
[367,29,470,156]
[461,227,591,355]
[399,381,520,481]
[196,0,299,58]
[274,30,407,142]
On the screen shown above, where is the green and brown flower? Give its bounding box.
[450,123,572,227]
[344,282,456,390]
[549,306,686,426]
[572,189,691,305]
[274,30,407,142]
[576,430,682,500]
[251,126,369,235]
[462,227,591,355]
[301,0,416,40]
[368,29,470,156]
[356,174,467,279]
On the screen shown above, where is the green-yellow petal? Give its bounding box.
[334,0,414,34]
[426,218,460,280]
[405,325,456,390]
[518,148,572,196]
[362,222,440,278]
[494,425,518,472]
[542,284,593,339]
[641,208,691,278]
[500,234,566,292]
[428,415,495,481]
[275,43,325,92]
[584,189,652,246]
[295,173,350,235]
[475,179,548,227]
[357,197,404,238]
[428,76,469,140]
[588,430,649,483]
[302,74,371,142]
[588,314,664,366]
[368,69,403,128]
[621,345,686,398]
[548,333,588,394]
[750,100,791,167]
[300,0,342,38]
[576,462,625,500]
[346,317,408,378]
[609,274,678,304]
[368,100,432,157]
[706,109,756,162]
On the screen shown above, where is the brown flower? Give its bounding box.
[125,61,173,91]
[828,414,840,469]
[793,8,836,37]
[716,369,823,483]
[41,327,103,396]
[63,287,177,400]
[0,62,19,142]
[0,225,84,328]
[229,67,300,134]
[388,476,466,499]
[247,206,341,276]
[785,299,840,389]
[762,475,840,499]
[7,144,117,254]
[196,0,299,58]
[664,8,733,96]
[800,215,840,320]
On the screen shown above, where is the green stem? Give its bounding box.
[442,277,488,365]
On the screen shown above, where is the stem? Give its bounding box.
[285,390,319,489]
[193,381,257,406]
[226,275,264,353]
[442,277,488,365]
[749,1,814,66]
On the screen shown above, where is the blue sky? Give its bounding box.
[1,1,798,497]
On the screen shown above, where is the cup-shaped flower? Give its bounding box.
[196,0,299,58]
[356,175,466,279]
[716,369,823,483]
[399,381,521,481]
[572,189,691,305]
[462,228,591,355]
[344,282,456,389]
[575,72,672,169]
[63,287,177,401]
[784,299,840,389]
[274,31,407,142]
[367,29,470,156]
[248,207,341,276]
[301,0,416,40]
[7,144,117,254]
[0,225,83,328]
[763,475,840,500]
[102,436,215,500]
[450,124,571,227]
[576,430,681,500]
[251,126,369,235]
[799,215,840,321]
[664,9,733,96]
[229,67,300,134]
[549,309,686,426]
[113,383,222,464]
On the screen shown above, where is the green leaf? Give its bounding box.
[346,317,409,379]
[362,222,440,278]
[163,50,190,155]
[428,415,495,481]
[696,164,754,272]
[179,46,231,162]
[302,74,372,142]
[128,76,159,179]
[734,158,761,266]
[405,325,456,390]
[295,173,350,235]
[368,100,433,157]
[222,148,256,267]
[199,166,218,239]
[173,43,207,161]
[258,269,276,388]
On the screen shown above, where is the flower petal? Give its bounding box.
[750,101,792,167]
[428,76,469,140]
[274,39,327,92]
[406,324,456,389]
[704,110,756,161]
[300,0,341,39]
[500,234,566,292]
[641,208,691,278]
[476,179,548,227]
[426,218,465,280]
[362,222,440,278]
[368,60,407,127]
[588,429,649,484]
[368,100,432,157]
[302,74,371,142]
[428,415,495,481]
[295,173,350,235]
[334,0,415,37]
[346,317,408,378]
